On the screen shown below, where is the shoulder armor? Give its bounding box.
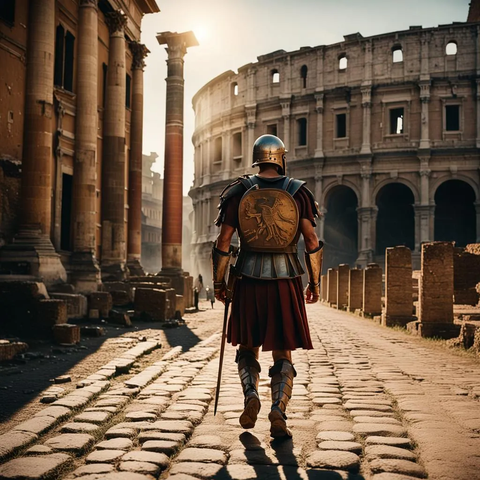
[302,185,321,218]
[215,176,252,226]
[285,178,306,197]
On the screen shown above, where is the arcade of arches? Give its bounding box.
[322,179,478,270]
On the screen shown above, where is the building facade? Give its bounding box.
[0,0,159,291]
[190,19,480,279]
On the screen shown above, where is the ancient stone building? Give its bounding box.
[0,0,159,292]
[190,16,480,280]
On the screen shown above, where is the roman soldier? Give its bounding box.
[211,134,323,438]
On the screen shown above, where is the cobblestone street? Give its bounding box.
[0,302,479,480]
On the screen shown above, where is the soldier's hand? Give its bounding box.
[214,281,227,305]
[305,284,319,304]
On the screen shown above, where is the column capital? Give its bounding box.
[105,11,127,35]
[418,81,431,102]
[130,42,150,70]
[157,31,198,60]
[79,0,98,8]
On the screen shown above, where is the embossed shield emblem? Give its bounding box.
[238,188,299,252]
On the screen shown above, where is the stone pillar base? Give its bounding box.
[356,250,373,267]
[0,228,67,287]
[127,258,145,277]
[382,314,416,328]
[70,252,101,294]
[158,268,185,296]
[101,263,128,282]
[406,320,461,339]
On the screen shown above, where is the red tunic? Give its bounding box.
[221,184,315,351]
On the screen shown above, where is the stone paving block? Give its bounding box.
[74,411,112,424]
[125,411,157,422]
[95,396,129,408]
[353,423,407,437]
[61,422,102,434]
[96,438,133,450]
[316,431,355,442]
[141,420,193,435]
[86,449,125,463]
[25,445,53,455]
[67,473,154,480]
[45,433,95,456]
[228,448,281,465]
[365,436,412,448]
[306,450,360,471]
[11,416,57,435]
[52,395,91,410]
[369,458,427,478]
[121,450,169,467]
[169,461,223,478]
[350,410,395,418]
[314,421,354,432]
[118,461,161,475]
[104,427,137,439]
[0,453,73,479]
[142,440,180,455]
[365,445,417,461]
[138,431,186,444]
[67,463,115,477]
[177,447,227,464]
[0,431,38,461]
[188,435,224,449]
[34,405,71,422]
[354,416,402,425]
[161,410,203,424]
[317,441,362,453]
[371,474,421,480]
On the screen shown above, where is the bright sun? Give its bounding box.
[193,25,209,43]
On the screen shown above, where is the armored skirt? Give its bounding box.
[222,185,314,352]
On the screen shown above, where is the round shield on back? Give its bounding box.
[238,188,299,252]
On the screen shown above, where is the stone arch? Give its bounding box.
[323,185,358,270]
[322,178,361,209]
[373,177,419,205]
[434,179,476,247]
[430,174,478,204]
[375,182,415,254]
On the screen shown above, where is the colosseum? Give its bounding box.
[189,14,480,281]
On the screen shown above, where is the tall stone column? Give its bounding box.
[281,100,291,152]
[419,82,431,150]
[314,93,324,158]
[127,42,149,276]
[0,0,67,286]
[70,0,100,293]
[101,11,128,280]
[245,105,256,171]
[157,31,198,294]
[356,168,374,266]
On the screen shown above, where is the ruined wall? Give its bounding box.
[454,245,480,305]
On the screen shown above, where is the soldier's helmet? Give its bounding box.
[252,134,287,175]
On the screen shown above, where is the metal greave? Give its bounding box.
[269,358,297,415]
[236,349,261,403]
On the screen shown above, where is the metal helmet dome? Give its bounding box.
[251,134,287,174]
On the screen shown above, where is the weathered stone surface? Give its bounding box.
[365,445,417,461]
[229,448,279,465]
[369,458,427,478]
[125,411,157,422]
[96,438,133,450]
[177,447,227,464]
[365,436,412,448]
[371,474,421,480]
[169,461,223,478]
[354,416,401,425]
[307,450,360,470]
[67,463,115,477]
[0,453,73,479]
[138,431,186,444]
[142,440,180,455]
[140,420,193,434]
[66,473,153,480]
[74,411,112,424]
[118,461,161,475]
[353,423,407,437]
[104,427,137,439]
[188,435,224,449]
[317,441,362,453]
[121,450,169,467]
[86,449,125,463]
[61,422,102,434]
[316,431,355,442]
[0,431,38,461]
[45,434,95,455]
[12,416,57,435]
[34,406,71,422]
[25,445,53,455]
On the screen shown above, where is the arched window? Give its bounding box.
[300,65,308,88]
[446,42,457,56]
[232,82,238,96]
[392,46,403,63]
[271,69,280,84]
[339,55,347,70]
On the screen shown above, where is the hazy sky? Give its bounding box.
[140,0,470,195]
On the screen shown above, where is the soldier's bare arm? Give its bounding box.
[216,223,235,252]
[300,218,323,304]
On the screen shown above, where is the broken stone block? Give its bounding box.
[336,264,350,310]
[454,245,480,305]
[109,310,132,327]
[88,291,113,317]
[0,341,28,362]
[327,268,337,306]
[50,293,88,320]
[80,326,106,337]
[363,264,382,317]
[37,299,68,327]
[134,288,167,322]
[53,324,81,345]
[348,268,363,312]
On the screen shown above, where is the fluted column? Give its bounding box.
[101,11,127,280]
[314,93,324,158]
[70,0,100,292]
[127,42,149,276]
[281,100,291,152]
[360,87,372,154]
[0,0,67,286]
[419,83,431,150]
[157,31,198,295]
[245,105,256,171]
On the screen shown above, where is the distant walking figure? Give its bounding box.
[193,274,203,310]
